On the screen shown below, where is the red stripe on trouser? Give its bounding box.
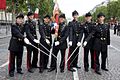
[8,52,11,71]
[67,49,70,69]
[94,50,96,70]
[27,50,30,69]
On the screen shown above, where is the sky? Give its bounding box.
[57,0,106,18]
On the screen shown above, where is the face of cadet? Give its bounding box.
[85,16,92,22]
[98,16,105,23]
[44,18,50,23]
[28,15,34,20]
[73,14,79,21]
[59,18,65,23]
[16,18,24,25]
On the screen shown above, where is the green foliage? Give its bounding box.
[79,0,120,22]
[78,16,84,22]
[6,0,54,16]
[93,6,108,21]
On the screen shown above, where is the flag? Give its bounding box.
[0,0,6,10]
[53,0,59,35]
[34,8,39,19]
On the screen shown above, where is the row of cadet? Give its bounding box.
[8,10,110,77]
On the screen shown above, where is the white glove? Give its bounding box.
[54,23,58,28]
[33,39,39,44]
[24,38,30,44]
[83,41,87,47]
[77,42,81,47]
[68,41,72,46]
[46,39,50,45]
[55,41,60,46]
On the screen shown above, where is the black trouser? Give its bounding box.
[9,51,23,74]
[27,45,38,69]
[114,28,117,34]
[39,44,50,69]
[84,48,94,69]
[68,46,79,69]
[50,46,66,70]
[94,50,107,71]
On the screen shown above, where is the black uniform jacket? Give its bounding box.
[39,23,52,47]
[25,20,38,45]
[69,20,83,47]
[78,22,95,49]
[8,23,25,52]
[85,23,110,52]
[54,22,69,49]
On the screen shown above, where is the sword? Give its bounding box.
[38,42,58,60]
[64,46,79,68]
[61,46,79,80]
[69,45,82,67]
[29,43,57,59]
[30,43,49,56]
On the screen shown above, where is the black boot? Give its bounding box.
[75,66,81,69]
[28,68,34,73]
[85,68,89,72]
[68,68,76,72]
[48,67,56,72]
[101,68,109,71]
[39,68,44,73]
[95,70,101,75]
[60,68,64,73]
[9,72,14,77]
[17,71,24,74]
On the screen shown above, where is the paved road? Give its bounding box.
[0,30,120,80]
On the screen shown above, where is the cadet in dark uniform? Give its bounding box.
[25,12,39,73]
[117,23,120,36]
[68,10,82,72]
[83,12,110,75]
[48,14,69,73]
[114,22,117,34]
[8,14,30,77]
[39,15,52,73]
[78,12,95,72]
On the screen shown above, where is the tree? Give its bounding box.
[6,0,54,17]
[79,0,120,22]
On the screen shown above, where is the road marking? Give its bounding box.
[73,68,79,80]
[0,61,9,68]
[110,45,120,52]
[0,53,9,68]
